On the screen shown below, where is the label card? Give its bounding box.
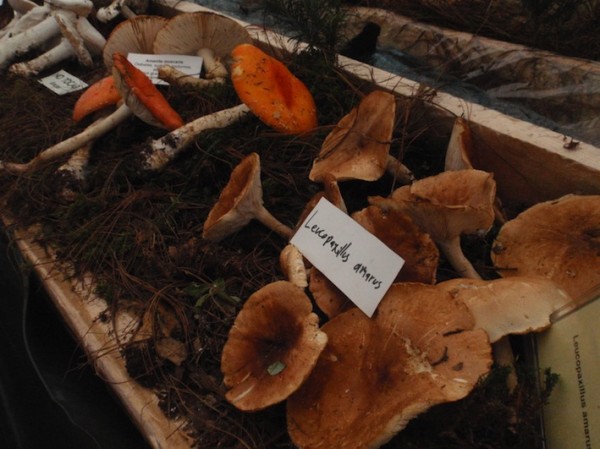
[291,197,404,317]
[535,288,600,449]
[127,53,203,85]
[38,70,88,95]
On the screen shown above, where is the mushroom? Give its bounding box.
[141,43,318,171]
[0,52,183,174]
[351,205,439,284]
[444,116,507,223]
[102,15,168,71]
[202,152,294,242]
[221,280,328,411]
[280,243,309,289]
[439,276,572,343]
[0,0,106,75]
[95,0,148,23]
[287,282,492,449]
[369,169,497,279]
[309,90,414,185]
[152,11,253,84]
[492,194,600,300]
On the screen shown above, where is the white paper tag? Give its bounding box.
[291,198,404,317]
[127,53,203,85]
[536,290,600,449]
[38,70,88,95]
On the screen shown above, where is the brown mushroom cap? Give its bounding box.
[309,90,395,182]
[102,15,168,70]
[308,266,352,318]
[440,276,572,343]
[230,43,318,134]
[288,283,492,449]
[369,169,496,279]
[491,194,600,299]
[152,11,252,59]
[221,281,327,411]
[352,205,439,284]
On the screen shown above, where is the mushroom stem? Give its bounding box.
[141,103,251,171]
[158,64,225,89]
[9,37,75,76]
[437,236,482,280]
[255,206,294,240]
[386,154,415,185]
[56,143,92,201]
[196,47,228,79]
[0,104,132,174]
[0,13,59,69]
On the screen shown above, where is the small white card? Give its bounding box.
[127,53,203,85]
[536,289,600,449]
[38,70,88,95]
[291,198,404,317]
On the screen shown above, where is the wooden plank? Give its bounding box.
[7,222,194,449]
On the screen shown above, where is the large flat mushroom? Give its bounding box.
[491,194,600,300]
[141,43,318,171]
[287,282,492,449]
[439,276,572,343]
[221,281,327,411]
[202,152,293,242]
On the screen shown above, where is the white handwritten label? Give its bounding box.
[127,53,203,85]
[291,197,404,317]
[38,70,88,95]
[536,290,600,449]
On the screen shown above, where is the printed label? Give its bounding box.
[536,291,600,449]
[38,70,88,95]
[127,53,203,85]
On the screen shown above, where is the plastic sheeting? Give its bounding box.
[191,1,600,146]
[346,7,600,146]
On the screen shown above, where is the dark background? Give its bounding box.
[0,225,150,449]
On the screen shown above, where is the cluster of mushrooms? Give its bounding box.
[2,6,600,448]
[207,74,600,448]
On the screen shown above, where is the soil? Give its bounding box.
[0,1,578,448]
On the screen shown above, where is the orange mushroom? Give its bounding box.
[112,52,184,131]
[72,75,121,122]
[141,43,318,171]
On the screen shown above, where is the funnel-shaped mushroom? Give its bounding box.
[369,169,496,279]
[141,43,318,171]
[221,281,327,411]
[492,194,600,299]
[309,90,413,184]
[202,153,293,242]
[288,282,492,449]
